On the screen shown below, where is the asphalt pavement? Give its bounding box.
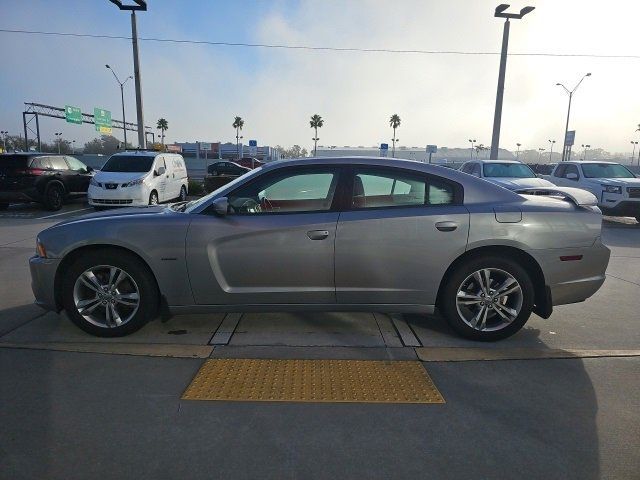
[0,203,638,479]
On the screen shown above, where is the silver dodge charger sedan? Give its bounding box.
[30,157,610,341]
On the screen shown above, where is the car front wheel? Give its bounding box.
[44,183,64,211]
[148,191,159,205]
[439,256,534,341]
[61,249,159,337]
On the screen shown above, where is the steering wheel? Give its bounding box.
[260,196,275,212]
[231,198,261,214]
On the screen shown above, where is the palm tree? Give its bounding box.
[233,116,244,158]
[156,118,168,146]
[309,114,324,157]
[389,114,401,157]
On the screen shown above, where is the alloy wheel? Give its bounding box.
[455,268,523,332]
[72,265,140,328]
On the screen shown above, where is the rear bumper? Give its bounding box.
[29,255,61,312]
[529,238,611,307]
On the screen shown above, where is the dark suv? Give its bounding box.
[207,161,250,177]
[0,153,93,211]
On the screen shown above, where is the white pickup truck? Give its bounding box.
[547,161,640,222]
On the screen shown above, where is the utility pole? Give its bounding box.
[106,65,132,148]
[468,139,476,159]
[490,4,535,160]
[108,1,147,148]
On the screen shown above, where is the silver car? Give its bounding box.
[30,157,610,341]
[459,159,557,191]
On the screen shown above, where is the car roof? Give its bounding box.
[563,160,617,164]
[110,150,179,157]
[468,159,522,164]
[1,152,64,157]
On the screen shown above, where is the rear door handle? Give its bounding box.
[307,230,329,240]
[435,221,458,232]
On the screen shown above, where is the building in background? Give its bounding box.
[315,145,516,163]
[170,141,281,163]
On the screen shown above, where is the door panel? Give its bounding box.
[186,213,339,305]
[154,157,168,201]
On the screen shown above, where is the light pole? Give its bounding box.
[54,132,62,154]
[468,139,476,159]
[236,135,243,158]
[538,147,545,161]
[106,65,132,148]
[548,139,556,162]
[556,72,591,161]
[0,130,7,151]
[72,140,76,154]
[108,0,147,148]
[490,4,535,160]
[581,144,591,160]
[516,142,521,160]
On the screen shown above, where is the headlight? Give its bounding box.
[122,178,144,187]
[601,185,622,194]
[36,237,47,258]
[90,178,101,187]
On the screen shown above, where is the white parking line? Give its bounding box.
[37,207,93,220]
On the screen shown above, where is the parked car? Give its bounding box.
[459,159,556,190]
[207,161,250,177]
[0,152,93,211]
[236,157,265,169]
[88,151,188,208]
[547,161,640,221]
[30,157,609,340]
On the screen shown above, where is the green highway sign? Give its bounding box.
[65,105,82,124]
[94,107,112,134]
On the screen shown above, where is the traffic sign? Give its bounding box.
[426,145,437,153]
[248,140,257,156]
[248,140,257,147]
[565,130,576,146]
[65,105,82,125]
[200,142,212,151]
[380,143,389,157]
[94,108,112,134]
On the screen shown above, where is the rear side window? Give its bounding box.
[49,156,69,170]
[351,168,456,209]
[29,156,52,169]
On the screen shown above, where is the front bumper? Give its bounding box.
[599,199,640,217]
[87,184,148,207]
[529,238,611,307]
[29,255,61,312]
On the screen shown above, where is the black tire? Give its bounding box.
[43,182,64,211]
[0,203,9,211]
[148,190,159,205]
[635,215,640,224]
[179,185,187,201]
[61,248,159,337]
[438,256,535,341]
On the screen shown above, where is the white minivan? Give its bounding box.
[88,151,188,208]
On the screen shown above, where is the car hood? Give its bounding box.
[50,205,172,229]
[93,171,150,183]
[484,177,555,190]
[586,177,640,186]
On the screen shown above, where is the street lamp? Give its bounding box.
[516,142,521,160]
[581,144,591,161]
[556,72,591,161]
[490,4,535,160]
[236,135,243,159]
[0,130,7,151]
[108,0,147,148]
[632,141,639,164]
[548,139,556,162]
[468,139,476,159]
[538,147,545,161]
[72,140,76,154]
[106,65,133,148]
[54,132,63,154]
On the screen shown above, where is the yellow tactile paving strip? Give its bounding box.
[182,359,445,404]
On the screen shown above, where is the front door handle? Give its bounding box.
[435,221,458,232]
[307,230,329,240]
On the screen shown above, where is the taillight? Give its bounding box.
[15,168,46,175]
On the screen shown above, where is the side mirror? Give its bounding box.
[86,166,94,173]
[566,172,578,180]
[211,197,229,216]
[155,166,166,176]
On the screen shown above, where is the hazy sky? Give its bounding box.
[1,0,639,154]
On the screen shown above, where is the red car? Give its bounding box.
[236,157,264,169]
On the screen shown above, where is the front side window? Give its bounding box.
[470,163,481,177]
[227,169,338,214]
[482,162,536,178]
[101,155,155,173]
[582,163,635,178]
[553,164,567,177]
[564,164,579,179]
[65,156,87,171]
[351,169,455,209]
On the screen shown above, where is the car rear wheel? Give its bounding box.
[148,190,159,205]
[635,215,640,224]
[61,249,159,337]
[439,256,534,341]
[179,185,187,201]
[44,183,64,211]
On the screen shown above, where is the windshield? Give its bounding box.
[483,163,536,178]
[581,163,636,178]
[101,155,155,173]
[184,167,263,213]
